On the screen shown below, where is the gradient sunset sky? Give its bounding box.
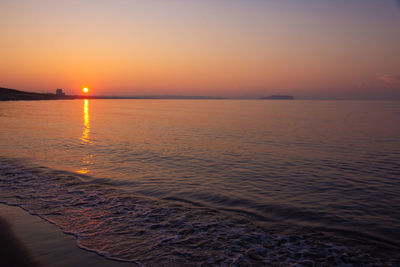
[1,0,399,98]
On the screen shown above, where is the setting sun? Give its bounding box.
[83,87,89,93]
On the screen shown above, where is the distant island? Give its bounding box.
[0,87,226,101]
[259,94,294,100]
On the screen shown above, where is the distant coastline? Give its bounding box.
[0,87,79,101]
[0,87,226,101]
[259,94,294,100]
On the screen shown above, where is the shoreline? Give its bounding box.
[0,204,135,267]
[0,87,227,101]
[1,158,399,265]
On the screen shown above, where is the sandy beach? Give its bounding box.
[0,204,135,267]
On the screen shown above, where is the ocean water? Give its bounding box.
[0,99,399,265]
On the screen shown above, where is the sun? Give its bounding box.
[83,87,89,93]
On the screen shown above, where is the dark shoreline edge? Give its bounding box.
[0,204,136,266]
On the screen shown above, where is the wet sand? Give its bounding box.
[0,204,136,267]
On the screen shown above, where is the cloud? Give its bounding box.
[378,74,400,84]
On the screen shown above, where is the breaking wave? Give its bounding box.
[0,157,398,266]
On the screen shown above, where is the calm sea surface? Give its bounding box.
[0,100,399,265]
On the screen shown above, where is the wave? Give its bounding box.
[0,157,398,266]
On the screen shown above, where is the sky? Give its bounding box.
[1,0,399,99]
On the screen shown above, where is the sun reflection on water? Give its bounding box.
[76,99,92,174]
[81,99,91,144]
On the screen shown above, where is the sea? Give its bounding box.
[0,99,399,266]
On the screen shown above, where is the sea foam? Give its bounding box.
[0,157,398,266]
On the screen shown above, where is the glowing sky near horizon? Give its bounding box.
[1,0,399,98]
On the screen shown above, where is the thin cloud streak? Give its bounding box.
[378,74,400,85]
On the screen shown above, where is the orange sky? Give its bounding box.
[1,0,399,98]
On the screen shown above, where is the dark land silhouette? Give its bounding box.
[0,87,226,101]
[259,94,294,100]
[0,87,78,101]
